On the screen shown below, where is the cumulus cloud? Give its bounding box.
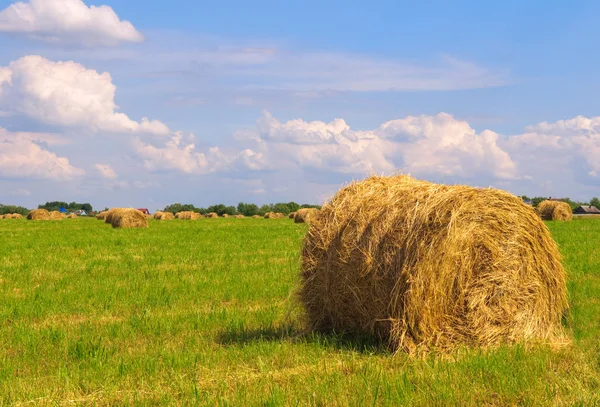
[243,111,517,179]
[133,132,266,174]
[0,128,84,180]
[0,55,169,135]
[95,164,117,179]
[0,0,143,46]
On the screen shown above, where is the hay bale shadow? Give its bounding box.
[216,324,390,354]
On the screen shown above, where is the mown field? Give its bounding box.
[0,217,599,406]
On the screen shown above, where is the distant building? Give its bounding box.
[137,208,150,215]
[574,205,600,214]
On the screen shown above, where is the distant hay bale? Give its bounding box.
[251,215,262,219]
[154,211,175,220]
[205,212,219,218]
[12,214,23,219]
[233,214,245,219]
[300,175,568,354]
[222,214,229,218]
[66,214,78,219]
[96,211,108,220]
[264,212,285,219]
[48,211,65,220]
[537,200,573,221]
[294,208,319,224]
[27,209,50,220]
[289,212,296,219]
[110,208,148,229]
[176,211,201,220]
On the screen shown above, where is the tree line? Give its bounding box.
[37,201,93,212]
[162,202,321,217]
[520,196,600,210]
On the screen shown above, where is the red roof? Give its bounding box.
[136,208,150,214]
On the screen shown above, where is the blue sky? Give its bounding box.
[1,0,600,210]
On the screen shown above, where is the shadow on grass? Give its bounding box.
[216,324,391,355]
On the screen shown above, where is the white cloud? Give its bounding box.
[133,132,266,174]
[0,128,84,180]
[0,0,143,46]
[0,55,169,135]
[244,112,516,179]
[95,164,117,179]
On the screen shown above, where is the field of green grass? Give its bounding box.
[0,217,599,406]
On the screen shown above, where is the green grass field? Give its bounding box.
[0,217,599,406]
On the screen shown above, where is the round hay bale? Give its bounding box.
[176,211,201,220]
[205,212,219,218]
[251,215,262,219]
[12,213,23,219]
[264,212,285,219]
[294,208,319,224]
[111,208,148,229]
[233,214,245,219]
[96,211,108,220]
[66,213,78,219]
[289,212,296,219]
[537,200,573,221]
[105,208,127,224]
[27,209,50,220]
[48,211,65,220]
[155,211,175,220]
[222,214,229,218]
[300,175,568,353]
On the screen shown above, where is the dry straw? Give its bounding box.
[12,214,23,219]
[222,214,229,218]
[289,212,296,219]
[176,211,201,220]
[105,208,127,224]
[205,212,219,218]
[66,214,78,219]
[110,208,148,229]
[300,175,568,354]
[96,211,108,220]
[27,209,50,220]
[536,200,573,221]
[49,211,66,220]
[264,212,285,219]
[294,208,320,224]
[154,211,175,220]
[233,214,245,219]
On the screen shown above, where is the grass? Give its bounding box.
[0,217,599,406]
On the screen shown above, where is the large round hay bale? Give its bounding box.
[300,175,568,353]
[205,212,218,218]
[12,213,23,219]
[537,200,573,221]
[155,211,175,220]
[105,208,127,224]
[289,212,296,219]
[264,212,285,219]
[27,209,50,220]
[221,214,229,218]
[294,208,319,224]
[111,208,148,229]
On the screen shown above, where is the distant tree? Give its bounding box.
[163,203,200,214]
[237,202,259,216]
[207,204,227,216]
[590,197,600,210]
[287,202,300,213]
[531,197,547,207]
[0,204,29,216]
[519,195,531,202]
[224,206,237,216]
[258,204,274,216]
[38,201,92,212]
[272,203,291,215]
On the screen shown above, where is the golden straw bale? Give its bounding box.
[96,211,108,220]
[27,209,50,220]
[66,214,78,219]
[105,208,127,224]
[205,212,219,218]
[536,200,573,221]
[12,214,23,219]
[111,208,149,229]
[264,212,285,219]
[294,208,319,224]
[48,211,65,220]
[155,212,175,220]
[289,212,296,219]
[176,211,201,220]
[222,214,229,218]
[233,214,245,219]
[300,175,568,354]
